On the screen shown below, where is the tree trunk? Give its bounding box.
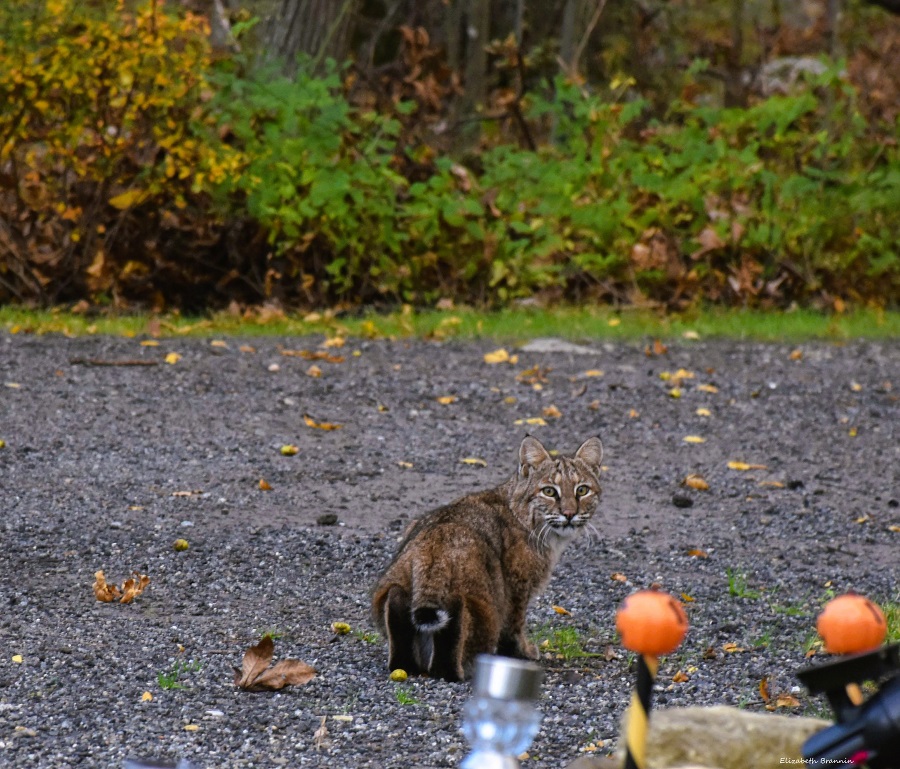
[263,0,360,74]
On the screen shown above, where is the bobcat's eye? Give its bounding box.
[541,486,558,498]
[576,485,590,497]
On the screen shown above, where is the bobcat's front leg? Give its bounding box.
[497,603,539,660]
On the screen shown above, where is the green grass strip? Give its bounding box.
[1,306,898,341]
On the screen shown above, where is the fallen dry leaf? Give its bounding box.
[695,407,712,417]
[172,490,203,497]
[280,444,299,456]
[303,413,343,431]
[259,479,272,491]
[314,715,329,751]
[120,572,150,604]
[628,408,640,418]
[94,570,149,603]
[436,395,458,405]
[697,384,719,394]
[460,457,487,467]
[514,417,547,426]
[889,525,900,533]
[727,461,767,471]
[683,435,706,444]
[722,642,745,653]
[306,364,323,378]
[281,349,345,363]
[681,592,695,603]
[789,349,803,361]
[551,605,571,616]
[322,336,345,349]
[683,475,710,491]
[183,724,200,732]
[672,670,690,683]
[164,352,181,365]
[610,572,628,582]
[484,348,514,364]
[645,339,668,357]
[516,365,551,385]
[775,694,801,708]
[234,636,316,692]
[542,405,562,419]
[141,691,153,702]
[686,548,709,558]
[583,369,604,377]
[210,340,228,349]
[758,480,785,488]
[397,461,413,469]
[93,570,121,602]
[759,677,771,704]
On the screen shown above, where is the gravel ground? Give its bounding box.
[0,331,898,769]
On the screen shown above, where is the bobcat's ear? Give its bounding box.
[574,436,603,474]
[519,435,551,476]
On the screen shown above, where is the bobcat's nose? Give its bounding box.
[561,510,578,523]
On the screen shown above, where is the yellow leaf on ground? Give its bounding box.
[672,670,690,683]
[460,457,487,467]
[436,395,458,405]
[303,414,343,431]
[683,475,710,491]
[12,655,23,663]
[583,369,604,377]
[164,352,181,365]
[280,444,299,456]
[776,694,801,708]
[850,381,863,392]
[697,384,719,393]
[183,724,200,732]
[322,336,345,348]
[789,349,803,361]
[722,642,745,653]
[239,345,256,354]
[681,593,695,603]
[887,525,900,533]
[514,417,547,426]
[628,409,640,418]
[108,188,149,209]
[683,435,706,444]
[542,405,562,419]
[397,461,413,469]
[727,461,767,471]
[259,479,272,491]
[610,572,628,582]
[608,318,621,327]
[141,691,153,701]
[759,480,785,488]
[696,407,712,417]
[306,364,323,378]
[483,348,511,364]
[210,340,228,348]
[140,340,160,347]
[669,388,682,398]
[551,605,571,616]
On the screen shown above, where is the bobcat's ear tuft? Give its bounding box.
[519,435,551,476]
[574,436,603,474]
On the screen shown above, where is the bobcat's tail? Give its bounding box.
[412,606,451,632]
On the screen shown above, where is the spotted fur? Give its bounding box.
[371,436,603,681]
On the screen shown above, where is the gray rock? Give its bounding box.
[616,706,828,769]
[518,338,600,355]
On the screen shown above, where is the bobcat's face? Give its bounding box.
[530,460,601,539]
[513,436,603,554]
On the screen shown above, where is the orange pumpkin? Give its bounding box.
[616,590,689,656]
[817,593,886,654]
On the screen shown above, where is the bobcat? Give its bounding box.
[371,435,603,681]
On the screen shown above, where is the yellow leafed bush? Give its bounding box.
[0,0,245,307]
